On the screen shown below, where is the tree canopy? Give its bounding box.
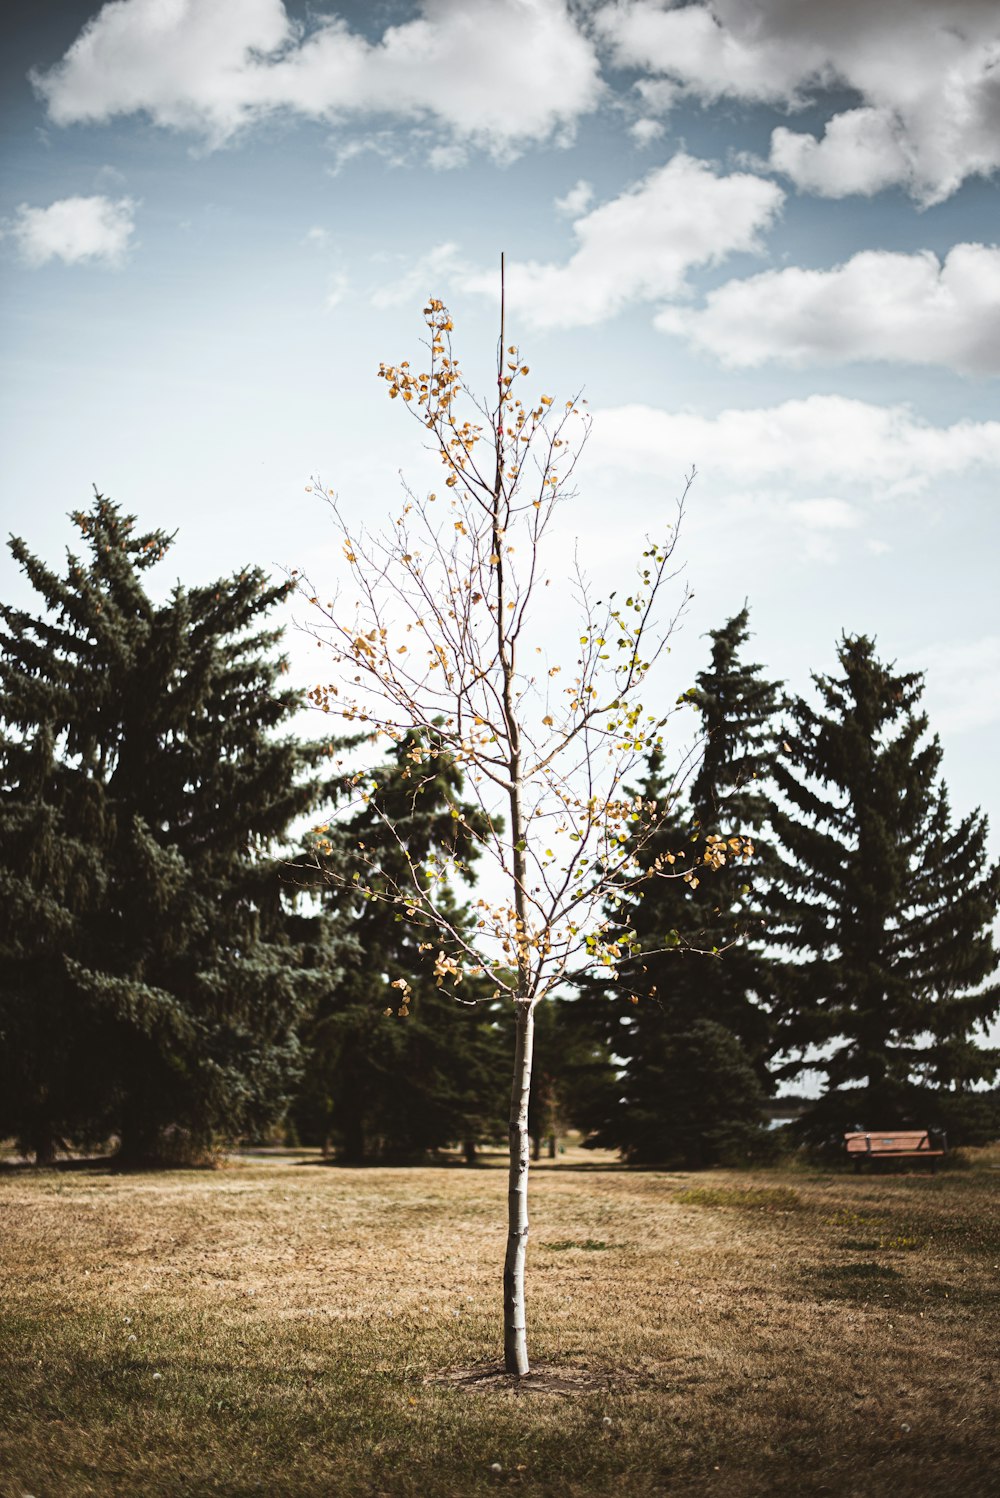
[293,727,506,1161]
[577,608,781,1165]
[0,494,337,1164]
[768,634,1000,1128]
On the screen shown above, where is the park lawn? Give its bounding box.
[0,1148,997,1498]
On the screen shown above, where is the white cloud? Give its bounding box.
[587,395,1000,497]
[769,108,912,199]
[32,0,603,159]
[595,0,1000,204]
[629,117,665,146]
[326,132,410,176]
[427,141,468,172]
[634,79,681,115]
[655,244,1000,376]
[467,153,783,330]
[596,0,822,106]
[7,194,137,267]
[554,179,594,217]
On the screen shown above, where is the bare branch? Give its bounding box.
[296,298,752,1010]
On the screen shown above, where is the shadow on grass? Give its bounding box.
[0,1155,119,1176]
[288,1154,664,1174]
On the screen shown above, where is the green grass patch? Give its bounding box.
[540,1239,609,1252]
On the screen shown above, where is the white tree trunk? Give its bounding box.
[504,998,535,1376]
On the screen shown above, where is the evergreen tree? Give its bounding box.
[588,1017,771,1168]
[492,993,618,1160]
[293,728,506,1161]
[685,604,784,1070]
[0,494,337,1163]
[768,634,1000,1127]
[579,608,782,1164]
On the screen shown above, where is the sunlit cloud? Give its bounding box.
[655,244,1000,376]
[596,0,1000,204]
[7,194,137,267]
[32,0,603,160]
[587,395,1000,496]
[464,154,784,330]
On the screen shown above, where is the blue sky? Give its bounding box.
[2,0,998,866]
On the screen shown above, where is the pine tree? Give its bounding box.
[769,633,1000,1128]
[0,494,337,1163]
[578,609,782,1165]
[685,604,784,1069]
[293,727,506,1162]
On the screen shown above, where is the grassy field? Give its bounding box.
[1,1147,998,1498]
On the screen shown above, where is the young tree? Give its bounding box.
[0,495,337,1163]
[300,279,751,1374]
[768,633,999,1124]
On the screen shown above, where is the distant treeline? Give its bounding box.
[2,497,997,1167]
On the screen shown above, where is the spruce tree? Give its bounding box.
[685,604,783,1069]
[0,494,337,1163]
[769,634,999,1128]
[293,727,506,1161]
[580,608,782,1164]
[492,993,618,1160]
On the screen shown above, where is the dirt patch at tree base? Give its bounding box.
[426,1361,632,1395]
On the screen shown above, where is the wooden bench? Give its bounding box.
[844,1130,946,1173]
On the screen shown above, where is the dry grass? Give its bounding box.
[1,1146,998,1497]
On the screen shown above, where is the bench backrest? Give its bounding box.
[844,1130,936,1154]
